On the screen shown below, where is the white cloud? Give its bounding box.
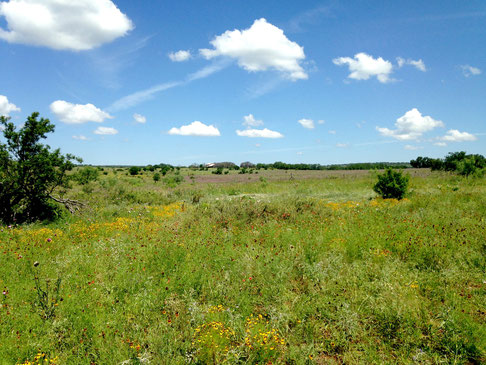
[328,130,336,134]
[72,135,88,141]
[200,18,307,80]
[333,52,393,83]
[434,142,447,147]
[50,100,113,124]
[298,118,315,129]
[133,113,146,124]
[317,119,325,124]
[0,0,133,51]
[404,144,422,150]
[236,128,283,138]
[376,108,444,140]
[397,57,426,71]
[243,114,263,127]
[0,94,20,116]
[168,121,220,137]
[460,65,482,77]
[439,129,477,142]
[336,143,349,148]
[94,126,118,135]
[168,50,191,62]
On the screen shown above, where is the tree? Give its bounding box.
[373,168,409,200]
[0,113,81,224]
[153,172,161,182]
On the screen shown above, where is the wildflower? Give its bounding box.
[46,238,52,242]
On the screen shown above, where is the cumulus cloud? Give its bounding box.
[133,113,146,124]
[298,118,315,129]
[168,50,191,62]
[318,119,325,124]
[168,121,220,137]
[243,114,263,127]
[460,65,482,77]
[0,0,133,51]
[72,135,89,141]
[50,100,113,124]
[439,129,477,142]
[200,18,307,80]
[376,108,444,141]
[94,126,118,135]
[333,52,393,83]
[0,94,20,116]
[397,57,426,71]
[236,128,283,138]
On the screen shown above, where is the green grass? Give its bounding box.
[1,169,485,364]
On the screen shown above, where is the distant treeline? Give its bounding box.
[258,161,411,170]
[95,161,412,171]
[410,151,485,176]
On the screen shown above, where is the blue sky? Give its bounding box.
[1,0,485,165]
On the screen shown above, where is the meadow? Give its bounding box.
[0,168,485,364]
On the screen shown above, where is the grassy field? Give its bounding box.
[1,168,485,364]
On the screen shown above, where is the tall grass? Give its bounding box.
[0,170,484,364]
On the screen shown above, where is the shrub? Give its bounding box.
[153,172,161,182]
[129,166,140,176]
[373,168,409,200]
[75,166,99,185]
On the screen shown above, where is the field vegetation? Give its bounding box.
[1,166,485,364]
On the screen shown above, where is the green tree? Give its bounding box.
[373,168,410,200]
[153,172,161,182]
[0,113,81,224]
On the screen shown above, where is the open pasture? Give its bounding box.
[1,169,485,364]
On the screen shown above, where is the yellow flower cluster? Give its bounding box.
[244,314,285,351]
[17,353,58,365]
[150,203,183,218]
[208,304,226,313]
[102,217,134,233]
[14,228,63,245]
[369,198,409,207]
[325,201,359,211]
[192,321,237,353]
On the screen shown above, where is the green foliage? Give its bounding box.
[0,113,80,224]
[74,166,99,185]
[412,151,486,176]
[153,172,161,182]
[456,156,485,177]
[373,168,409,199]
[129,166,140,176]
[212,167,223,175]
[164,171,184,187]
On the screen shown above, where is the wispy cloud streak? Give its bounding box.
[107,60,230,112]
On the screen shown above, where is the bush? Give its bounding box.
[373,168,409,200]
[129,166,140,176]
[75,166,99,185]
[153,172,161,182]
[0,113,80,224]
